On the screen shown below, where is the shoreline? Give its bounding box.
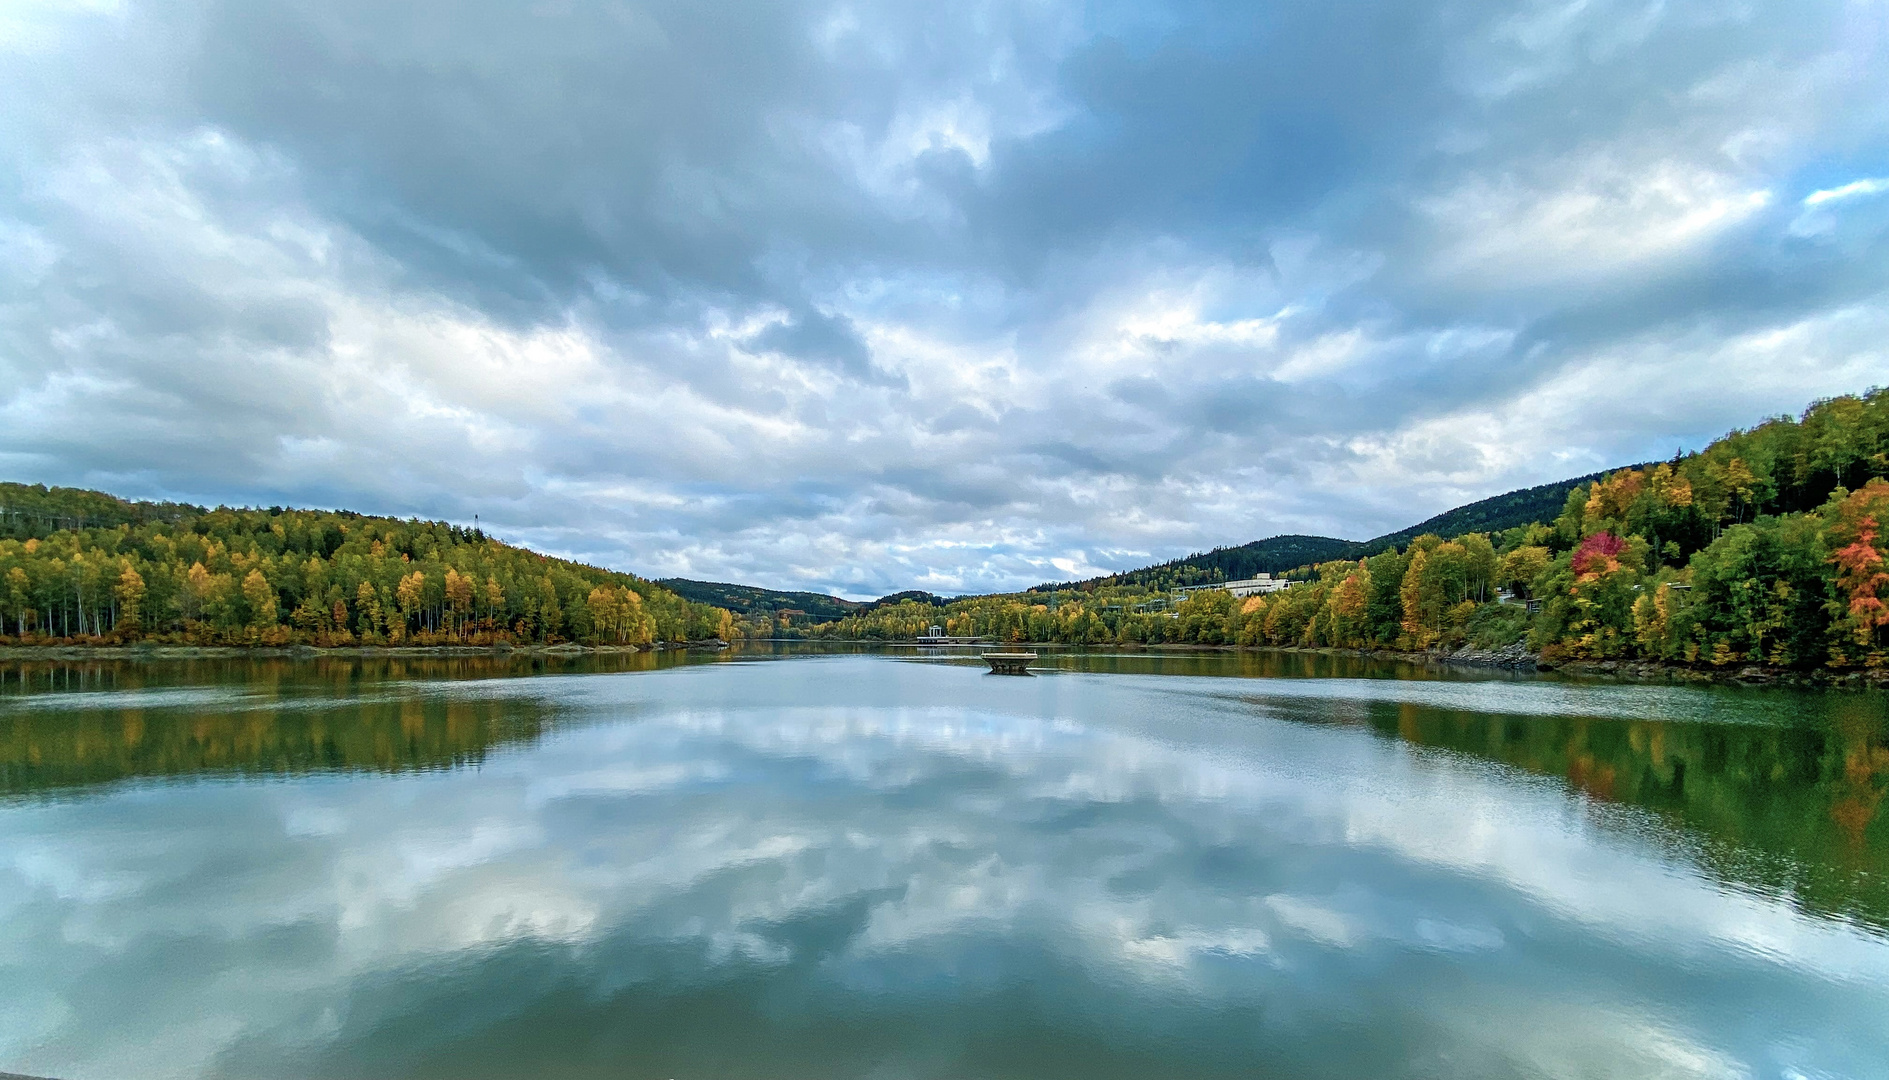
[1,639,1883,688]
[0,641,729,661]
[882,638,1889,688]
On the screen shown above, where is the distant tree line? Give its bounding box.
[0,489,732,646]
[789,390,1889,670]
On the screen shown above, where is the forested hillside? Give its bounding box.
[1361,468,1624,555]
[793,390,1889,673]
[1036,535,1357,593]
[0,486,731,646]
[0,485,198,536]
[1051,470,1621,594]
[660,578,863,620]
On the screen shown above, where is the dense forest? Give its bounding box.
[789,390,1889,672]
[0,487,732,646]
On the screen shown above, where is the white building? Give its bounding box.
[1174,574,1295,599]
[1225,574,1294,597]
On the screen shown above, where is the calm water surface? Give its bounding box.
[1,649,1886,1079]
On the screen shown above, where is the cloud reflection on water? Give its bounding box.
[0,658,1885,1079]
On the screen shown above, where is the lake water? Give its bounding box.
[2,648,1886,1079]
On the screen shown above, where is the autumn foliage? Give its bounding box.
[1828,481,1889,646]
[795,389,1889,670]
[1571,531,1628,577]
[0,488,730,647]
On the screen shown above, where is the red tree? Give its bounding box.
[1572,531,1627,578]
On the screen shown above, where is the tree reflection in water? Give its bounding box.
[0,653,679,796]
[1320,693,1889,935]
[6,649,1884,938]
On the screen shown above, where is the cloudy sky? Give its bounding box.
[3,0,1887,597]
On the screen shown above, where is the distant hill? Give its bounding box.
[865,590,949,610]
[1357,467,1632,555]
[0,483,201,538]
[1028,534,1359,593]
[659,579,864,620]
[1035,467,1631,592]
[658,581,957,616]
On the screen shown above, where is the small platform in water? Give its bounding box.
[982,652,1036,675]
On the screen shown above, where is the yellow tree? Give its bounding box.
[241,569,277,630]
[444,567,473,637]
[1646,463,1693,509]
[186,562,212,622]
[623,588,651,644]
[114,562,146,634]
[1326,569,1371,647]
[356,581,383,639]
[1723,457,1759,523]
[1583,468,1645,532]
[1631,584,1683,657]
[586,585,620,642]
[1399,548,1434,647]
[484,576,505,628]
[1498,546,1551,598]
[396,571,426,637]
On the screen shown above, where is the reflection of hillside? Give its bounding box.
[0,650,679,699]
[0,654,677,797]
[1358,698,1889,934]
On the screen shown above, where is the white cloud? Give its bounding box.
[1,0,1886,595]
[1803,176,1889,205]
[1424,156,1773,287]
[1341,302,1889,502]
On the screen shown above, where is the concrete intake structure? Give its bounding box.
[982,652,1036,675]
